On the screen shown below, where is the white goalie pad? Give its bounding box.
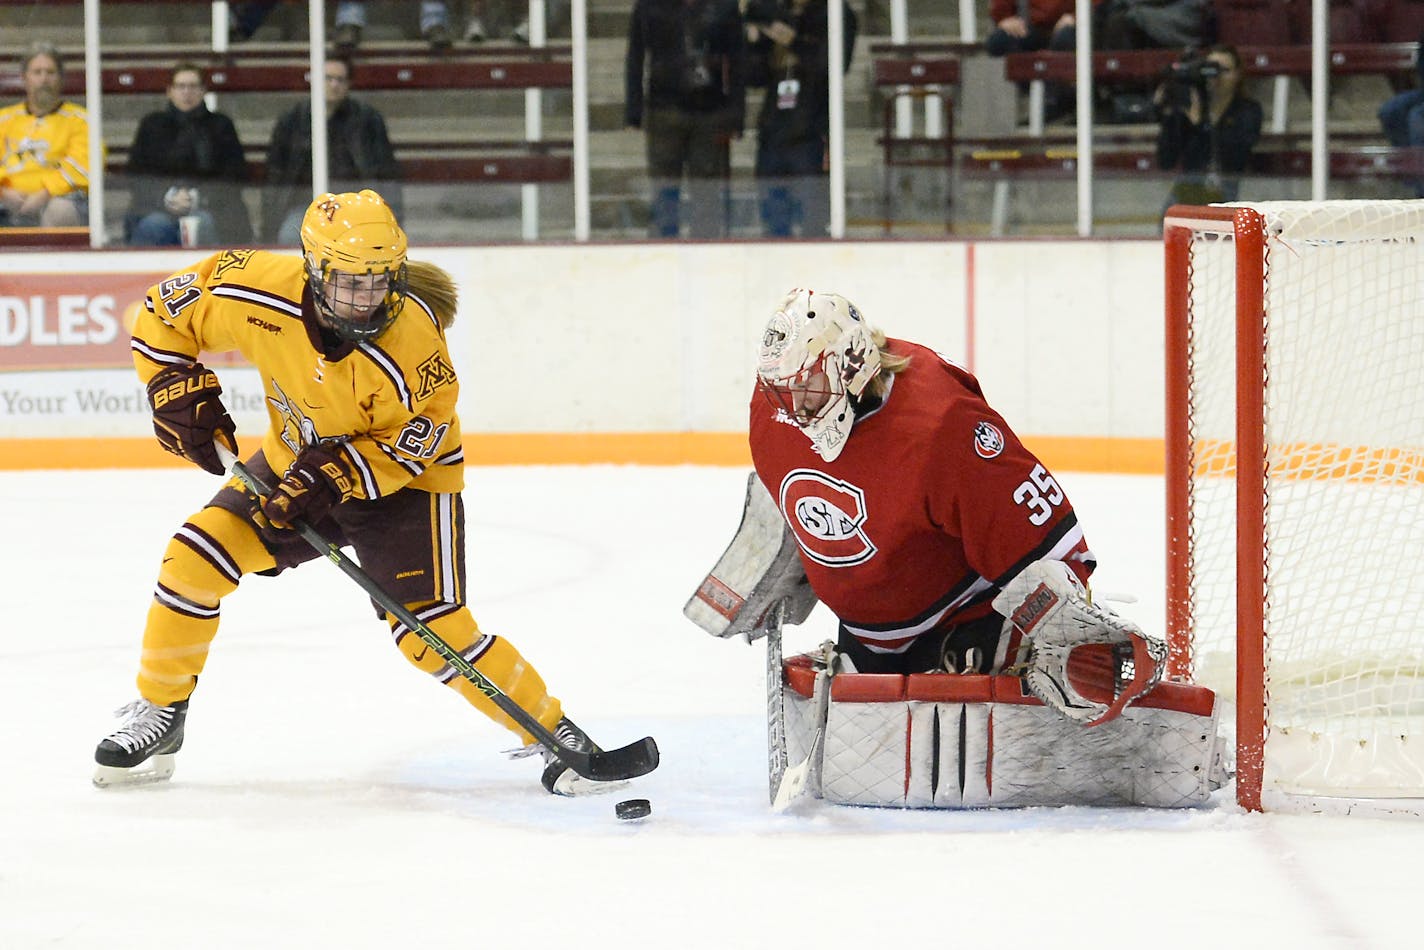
[685,472,818,641]
[781,661,1230,809]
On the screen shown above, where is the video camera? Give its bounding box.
[1167,58,1225,83]
[1158,56,1224,114]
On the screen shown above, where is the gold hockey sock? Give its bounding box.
[137,506,275,706]
[392,605,563,744]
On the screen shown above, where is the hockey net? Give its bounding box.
[1163,201,1424,815]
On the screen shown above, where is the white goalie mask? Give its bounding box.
[756,288,881,462]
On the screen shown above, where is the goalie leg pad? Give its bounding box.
[992,559,1167,726]
[788,669,1227,809]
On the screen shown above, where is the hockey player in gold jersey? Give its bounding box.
[95,189,623,794]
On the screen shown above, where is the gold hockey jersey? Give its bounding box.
[131,249,464,498]
[0,101,93,197]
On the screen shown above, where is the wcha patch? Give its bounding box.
[973,420,1005,459]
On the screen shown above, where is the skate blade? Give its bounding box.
[92,753,176,788]
[550,772,630,798]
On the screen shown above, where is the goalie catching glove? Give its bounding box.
[147,362,238,476]
[262,443,357,528]
[993,559,1167,727]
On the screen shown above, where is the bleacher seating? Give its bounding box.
[0,39,576,239]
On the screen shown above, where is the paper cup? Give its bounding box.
[178,215,203,248]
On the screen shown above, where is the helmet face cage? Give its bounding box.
[300,190,409,343]
[305,255,409,343]
[757,351,841,428]
[756,289,881,462]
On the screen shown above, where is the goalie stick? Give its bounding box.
[217,446,659,785]
[765,601,823,810]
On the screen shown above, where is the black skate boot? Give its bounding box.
[541,718,627,797]
[93,699,188,787]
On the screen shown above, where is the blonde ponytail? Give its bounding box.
[405,259,459,328]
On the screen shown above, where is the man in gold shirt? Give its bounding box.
[0,42,91,227]
[94,190,640,797]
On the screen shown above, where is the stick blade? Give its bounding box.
[580,736,660,782]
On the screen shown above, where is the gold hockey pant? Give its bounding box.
[136,490,563,746]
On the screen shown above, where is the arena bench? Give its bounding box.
[104,137,575,184]
[956,140,1424,234]
[0,55,572,98]
[870,51,960,233]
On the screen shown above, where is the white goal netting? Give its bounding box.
[1177,200,1424,805]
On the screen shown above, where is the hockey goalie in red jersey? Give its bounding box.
[687,288,1228,809]
[94,190,637,795]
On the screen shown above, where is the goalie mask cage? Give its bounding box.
[1164,201,1424,816]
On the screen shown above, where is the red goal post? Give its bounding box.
[1163,201,1424,816]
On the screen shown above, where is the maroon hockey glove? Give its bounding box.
[261,444,357,528]
[147,362,238,476]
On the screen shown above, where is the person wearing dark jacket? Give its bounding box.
[744,0,855,237]
[263,56,401,244]
[625,0,747,238]
[126,64,252,247]
[1154,44,1262,207]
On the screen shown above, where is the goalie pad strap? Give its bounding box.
[786,666,1217,720]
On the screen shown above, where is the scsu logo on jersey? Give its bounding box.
[779,470,878,567]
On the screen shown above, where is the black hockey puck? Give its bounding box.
[615,798,652,820]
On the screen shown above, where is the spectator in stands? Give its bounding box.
[1377,29,1424,197]
[744,0,856,237]
[231,1,457,51]
[465,0,570,44]
[1154,44,1262,207]
[625,0,748,238]
[263,56,402,245]
[0,42,91,228]
[985,0,1094,121]
[1095,0,1210,51]
[125,63,253,247]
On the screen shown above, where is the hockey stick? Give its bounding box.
[766,599,833,811]
[217,446,658,783]
[765,600,821,810]
[765,601,788,805]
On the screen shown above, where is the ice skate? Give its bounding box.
[93,699,188,787]
[538,718,628,797]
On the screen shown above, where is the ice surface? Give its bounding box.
[1,465,1419,949]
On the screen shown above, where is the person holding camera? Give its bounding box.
[625,0,748,238]
[1154,44,1262,207]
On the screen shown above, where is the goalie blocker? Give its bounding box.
[783,654,1230,808]
[684,473,817,641]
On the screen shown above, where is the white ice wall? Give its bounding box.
[0,239,1166,440]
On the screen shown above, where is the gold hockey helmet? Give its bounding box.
[300,189,409,343]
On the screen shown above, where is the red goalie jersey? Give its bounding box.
[749,339,1095,658]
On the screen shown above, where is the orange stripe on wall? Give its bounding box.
[0,434,1166,472]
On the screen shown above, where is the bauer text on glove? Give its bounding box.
[261,444,357,528]
[146,362,238,476]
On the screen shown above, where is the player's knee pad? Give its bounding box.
[154,505,275,611]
